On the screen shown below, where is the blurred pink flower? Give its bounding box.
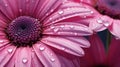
[80,34,120,67]
[73,0,120,38]
[0,0,93,67]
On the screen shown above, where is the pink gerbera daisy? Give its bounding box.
[72,0,120,38]
[0,0,93,67]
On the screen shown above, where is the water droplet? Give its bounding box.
[74,33,78,36]
[70,25,74,29]
[50,53,53,56]
[60,25,64,28]
[61,47,65,50]
[22,58,28,63]
[19,9,22,12]
[83,16,87,18]
[104,22,109,27]
[53,28,59,32]
[97,19,103,24]
[50,9,54,12]
[50,58,55,62]
[58,10,64,15]
[5,4,8,7]
[46,13,49,16]
[39,46,45,51]
[35,19,38,21]
[7,48,13,53]
[50,26,55,29]
[0,40,4,43]
[90,11,94,14]
[49,18,52,20]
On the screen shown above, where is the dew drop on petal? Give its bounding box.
[74,33,78,36]
[0,40,4,43]
[50,9,54,12]
[19,9,22,12]
[5,4,8,7]
[50,26,55,29]
[58,10,64,15]
[83,16,87,18]
[50,53,53,56]
[22,58,28,63]
[90,11,94,14]
[7,48,13,53]
[39,46,45,51]
[53,28,59,33]
[50,58,55,62]
[49,18,52,20]
[60,25,64,28]
[97,19,103,24]
[61,47,65,50]
[103,22,110,27]
[70,25,74,29]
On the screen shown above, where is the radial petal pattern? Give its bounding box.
[43,22,93,36]
[33,42,61,67]
[0,0,92,67]
[41,36,90,56]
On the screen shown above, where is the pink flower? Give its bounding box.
[0,0,92,67]
[74,0,120,38]
[80,34,120,67]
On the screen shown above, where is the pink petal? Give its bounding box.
[0,0,17,20]
[57,54,80,67]
[33,42,61,67]
[41,36,88,56]
[0,39,10,48]
[43,22,93,36]
[0,20,7,30]
[89,15,113,32]
[35,0,62,20]
[44,1,94,26]
[31,49,44,67]
[14,47,32,67]
[80,34,106,66]
[0,44,16,67]
[4,48,16,67]
[108,20,120,38]
[107,38,120,67]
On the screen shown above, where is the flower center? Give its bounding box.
[96,0,120,19]
[6,16,42,47]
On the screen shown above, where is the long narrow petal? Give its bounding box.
[108,20,120,38]
[0,0,18,20]
[35,0,62,20]
[80,34,106,67]
[43,22,93,36]
[89,15,113,32]
[31,49,44,67]
[33,42,61,67]
[57,54,80,67]
[41,36,89,56]
[44,1,94,26]
[0,44,16,67]
[14,47,32,67]
[107,38,120,67]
